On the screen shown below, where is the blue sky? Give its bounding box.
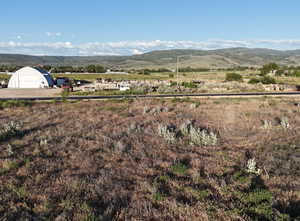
[1,0,300,55]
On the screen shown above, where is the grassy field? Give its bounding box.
[0,74,10,80]
[53,71,259,82]
[2,70,299,84]
[0,97,299,220]
[52,73,170,81]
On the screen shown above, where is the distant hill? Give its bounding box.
[2,48,300,69]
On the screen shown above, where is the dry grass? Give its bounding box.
[0,97,299,220]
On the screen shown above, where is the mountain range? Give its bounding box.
[1,47,300,69]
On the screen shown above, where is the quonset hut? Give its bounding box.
[8,66,54,88]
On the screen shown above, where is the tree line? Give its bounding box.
[0,65,107,73]
[260,62,300,77]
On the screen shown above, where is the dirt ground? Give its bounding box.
[0,88,62,98]
[0,98,299,220]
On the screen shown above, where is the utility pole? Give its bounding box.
[176,55,192,87]
[176,56,179,87]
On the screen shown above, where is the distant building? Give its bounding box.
[8,66,54,88]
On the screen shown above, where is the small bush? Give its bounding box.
[261,76,276,84]
[157,124,176,143]
[180,120,193,136]
[248,76,276,85]
[189,126,217,146]
[225,73,243,82]
[180,120,218,146]
[0,121,22,141]
[171,163,188,175]
[143,106,151,114]
[280,117,290,129]
[293,71,300,77]
[239,189,273,220]
[181,82,197,88]
[248,78,261,84]
[189,102,200,109]
[261,120,272,130]
[246,158,261,175]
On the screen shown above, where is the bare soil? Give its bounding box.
[0,88,61,98]
[0,97,299,220]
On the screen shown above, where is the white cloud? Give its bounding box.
[132,49,143,55]
[46,32,62,37]
[1,39,300,56]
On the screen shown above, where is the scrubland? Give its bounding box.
[0,97,299,220]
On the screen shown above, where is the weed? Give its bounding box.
[261,120,272,130]
[280,117,290,129]
[143,106,151,114]
[39,137,48,146]
[189,126,217,146]
[189,103,198,109]
[153,192,164,201]
[0,100,31,109]
[233,171,249,183]
[157,124,176,143]
[6,144,14,156]
[180,120,193,136]
[238,189,273,220]
[0,121,22,141]
[246,158,261,175]
[2,159,19,172]
[171,163,188,175]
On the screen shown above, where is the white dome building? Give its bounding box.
[8,66,54,88]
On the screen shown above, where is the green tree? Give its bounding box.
[225,73,243,82]
[260,63,279,76]
[95,65,106,73]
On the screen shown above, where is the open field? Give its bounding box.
[52,73,170,81]
[2,69,300,85]
[0,97,299,220]
[53,71,258,82]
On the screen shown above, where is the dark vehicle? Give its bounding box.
[55,77,73,92]
[55,77,69,87]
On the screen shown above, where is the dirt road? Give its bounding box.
[0,88,62,98]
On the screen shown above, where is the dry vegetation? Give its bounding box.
[0,97,300,220]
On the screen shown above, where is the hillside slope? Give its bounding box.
[1,48,300,68]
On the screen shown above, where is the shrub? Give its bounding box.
[180,120,193,136]
[170,81,177,87]
[180,120,218,146]
[246,158,261,175]
[248,78,261,84]
[225,73,243,82]
[171,163,188,175]
[238,189,273,220]
[181,82,197,88]
[189,103,200,109]
[280,117,290,129]
[143,106,151,114]
[189,126,217,146]
[261,120,272,130]
[0,121,22,141]
[261,76,276,84]
[294,71,300,77]
[157,124,176,143]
